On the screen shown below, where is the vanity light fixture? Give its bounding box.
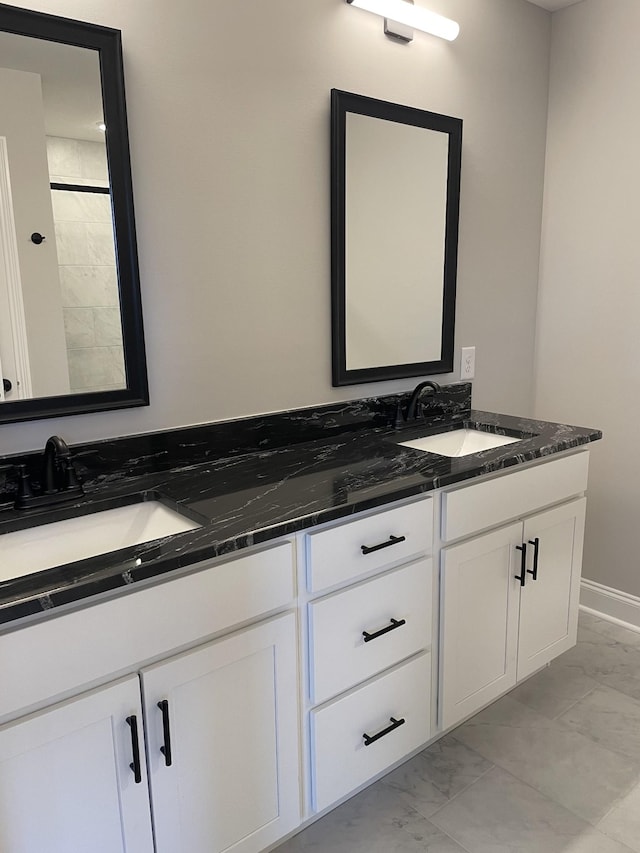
[346,0,459,42]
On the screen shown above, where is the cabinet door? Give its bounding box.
[142,613,300,853]
[0,676,154,853]
[517,497,586,681]
[440,522,522,730]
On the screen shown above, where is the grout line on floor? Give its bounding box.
[549,684,598,721]
[434,822,475,853]
[426,760,496,820]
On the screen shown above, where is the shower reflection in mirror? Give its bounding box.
[0,53,123,403]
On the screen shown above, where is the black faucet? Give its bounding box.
[404,380,442,422]
[14,435,83,510]
[43,435,72,494]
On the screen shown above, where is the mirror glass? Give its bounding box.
[331,90,462,386]
[0,3,148,424]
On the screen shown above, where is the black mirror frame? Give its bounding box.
[331,89,462,387]
[0,2,148,424]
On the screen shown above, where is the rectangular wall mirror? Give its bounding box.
[0,2,148,424]
[331,89,462,386]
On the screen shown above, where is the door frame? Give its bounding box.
[0,135,32,400]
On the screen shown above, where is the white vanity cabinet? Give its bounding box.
[0,445,594,852]
[142,613,300,853]
[302,496,434,813]
[0,543,300,853]
[439,452,589,730]
[0,675,154,853]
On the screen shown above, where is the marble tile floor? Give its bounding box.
[276,611,640,853]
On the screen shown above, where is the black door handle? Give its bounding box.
[2,378,11,393]
[363,716,406,746]
[362,618,406,643]
[158,700,173,766]
[515,543,527,587]
[361,535,406,555]
[527,537,540,580]
[126,715,142,783]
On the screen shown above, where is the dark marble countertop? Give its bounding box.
[0,400,602,627]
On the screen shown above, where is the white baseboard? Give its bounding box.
[580,579,640,633]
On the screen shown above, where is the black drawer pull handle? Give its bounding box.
[363,716,406,746]
[361,535,406,555]
[363,618,406,643]
[527,537,540,580]
[158,700,173,767]
[126,715,142,783]
[515,543,527,587]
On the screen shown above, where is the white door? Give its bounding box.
[0,676,154,853]
[517,497,586,680]
[440,522,522,729]
[0,259,18,400]
[142,613,300,853]
[0,136,31,401]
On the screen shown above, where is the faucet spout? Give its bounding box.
[42,435,71,494]
[14,435,83,510]
[405,381,442,422]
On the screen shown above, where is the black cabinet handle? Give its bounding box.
[527,537,540,580]
[158,700,173,767]
[363,618,406,643]
[126,715,142,783]
[363,716,406,746]
[515,543,527,587]
[361,535,406,555]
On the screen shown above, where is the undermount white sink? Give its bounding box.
[398,428,522,458]
[0,501,202,582]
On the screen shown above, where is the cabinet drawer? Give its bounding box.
[309,559,432,704]
[310,652,431,813]
[0,542,294,722]
[442,452,589,542]
[306,498,432,592]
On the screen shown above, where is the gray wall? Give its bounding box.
[0,0,550,454]
[534,0,640,597]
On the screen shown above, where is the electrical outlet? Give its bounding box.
[460,346,475,380]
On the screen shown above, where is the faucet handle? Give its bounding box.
[60,457,83,492]
[16,464,33,495]
[14,464,35,509]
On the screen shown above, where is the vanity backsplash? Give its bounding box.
[0,383,473,502]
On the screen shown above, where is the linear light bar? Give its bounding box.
[346,0,460,41]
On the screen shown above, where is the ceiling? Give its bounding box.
[525,0,584,10]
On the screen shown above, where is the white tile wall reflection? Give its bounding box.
[47,136,125,393]
[47,135,109,187]
[59,266,119,307]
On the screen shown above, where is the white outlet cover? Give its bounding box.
[461,346,475,380]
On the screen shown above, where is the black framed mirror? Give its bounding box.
[331,89,462,386]
[0,2,148,423]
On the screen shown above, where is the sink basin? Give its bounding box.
[398,428,522,458]
[0,501,202,582]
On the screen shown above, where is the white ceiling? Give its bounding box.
[525,0,585,11]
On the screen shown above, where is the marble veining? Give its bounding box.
[455,694,639,824]
[0,384,601,625]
